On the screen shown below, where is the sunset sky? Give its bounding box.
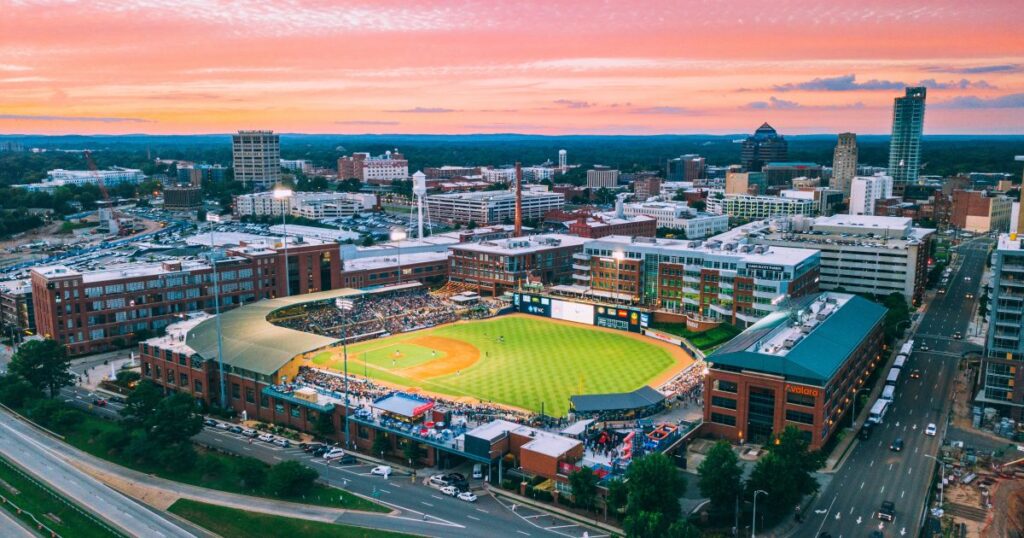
[2,0,1023,135]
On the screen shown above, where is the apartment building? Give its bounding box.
[750,215,934,305]
[232,130,280,188]
[567,213,657,239]
[980,234,1024,420]
[338,150,408,185]
[951,190,1013,233]
[233,191,370,219]
[704,292,886,449]
[0,279,34,338]
[849,174,894,216]
[620,201,729,238]
[426,189,565,226]
[706,194,816,220]
[587,166,620,189]
[574,235,820,326]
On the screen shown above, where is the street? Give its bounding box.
[799,238,990,538]
[0,410,195,538]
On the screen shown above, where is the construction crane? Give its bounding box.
[83,150,130,236]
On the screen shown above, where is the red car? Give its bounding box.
[92,398,108,407]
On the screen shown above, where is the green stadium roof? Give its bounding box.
[707,293,886,387]
[187,288,363,378]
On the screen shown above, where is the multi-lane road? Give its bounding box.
[0,410,195,537]
[799,237,990,538]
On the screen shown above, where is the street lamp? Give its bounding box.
[390,227,407,284]
[336,297,355,448]
[752,490,768,538]
[273,187,294,296]
[207,222,227,410]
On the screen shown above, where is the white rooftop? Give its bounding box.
[592,235,818,267]
[751,293,853,357]
[452,234,588,255]
[144,314,210,355]
[999,233,1023,251]
[343,251,449,272]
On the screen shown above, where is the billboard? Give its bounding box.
[593,305,648,333]
[550,299,595,325]
[514,293,551,317]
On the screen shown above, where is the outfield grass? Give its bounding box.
[336,316,684,415]
[168,499,412,538]
[649,321,742,351]
[0,455,126,538]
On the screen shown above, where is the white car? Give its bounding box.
[457,491,478,503]
[925,423,937,436]
[323,448,346,461]
[428,474,449,487]
[440,485,459,496]
[370,465,392,477]
[272,438,290,448]
[257,433,274,442]
[241,428,258,437]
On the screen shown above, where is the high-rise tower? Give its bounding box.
[232,130,280,189]
[831,132,858,198]
[888,87,927,197]
[740,123,788,172]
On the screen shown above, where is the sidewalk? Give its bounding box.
[487,484,624,537]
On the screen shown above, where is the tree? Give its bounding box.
[568,466,599,511]
[745,426,822,518]
[666,520,702,538]
[0,374,38,407]
[114,370,141,389]
[146,392,203,447]
[624,453,686,535]
[593,187,616,205]
[7,339,73,398]
[690,200,707,212]
[237,458,267,490]
[697,440,743,512]
[606,478,628,515]
[402,439,424,466]
[266,460,318,497]
[336,178,362,193]
[372,432,389,458]
[122,380,164,429]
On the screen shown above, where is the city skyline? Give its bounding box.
[1,0,1023,135]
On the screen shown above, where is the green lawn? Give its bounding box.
[340,316,683,415]
[0,456,126,538]
[54,409,386,513]
[169,499,412,538]
[649,321,742,351]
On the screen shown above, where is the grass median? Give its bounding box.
[169,499,411,538]
[0,455,127,538]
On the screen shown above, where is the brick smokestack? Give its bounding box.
[514,161,523,237]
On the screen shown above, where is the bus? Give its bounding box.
[886,367,901,386]
[899,341,914,357]
[893,354,908,369]
[881,385,896,401]
[868,399,890,424]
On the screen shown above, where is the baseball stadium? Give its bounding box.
[176,282,696,419]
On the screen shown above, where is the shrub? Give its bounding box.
[500,479,516,491]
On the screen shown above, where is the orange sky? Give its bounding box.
[2,0,1023,135]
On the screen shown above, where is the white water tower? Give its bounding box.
[558,149,567,171]
[412,171,427,239]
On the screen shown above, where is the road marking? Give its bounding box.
[908,467,912,475]
[849,506,855,514]
[889,463,894,471]
[860,481,865,490]
[522,514,544,519]
[379,488,391,494]
[272,456,282,461]
[548,524,578,530]
[476,508,488,514]
[466,515,480,521]
[421,501,433,507]
[813,493,838,538]
[901,490,905,499]
[880,485,885,494]
[431,494,444,500]
[516,532,530,536]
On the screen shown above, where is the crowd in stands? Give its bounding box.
[659,360,705,406]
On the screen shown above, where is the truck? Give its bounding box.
[885,367,901,386]
[899,341,914,357]
[893,354,907,369]
[881,385,896,401]
[868,399,889,424]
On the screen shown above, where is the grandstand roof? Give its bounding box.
[186,288,363,377]
[569,386,665,413]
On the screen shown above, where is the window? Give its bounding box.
[786,392,816,407]
[245,388,255,404]
[711,396,737,410]
[274,402,285,414]
[711,413,736,426]
[290,405,300,418]
[194,380,203,393]
[144,362,151,376]
[785,409,815,425]
[231,383,240,399]
[179,373,188,386]
[260,395,269,408]
[715,380,738,393]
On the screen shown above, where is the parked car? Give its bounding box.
[242,428,258,437]
[272,438,290,448]
[858,422,874,440]
[215,421,230,430]
[303,443,326,453]
[257,433,275,443]
[108,396,126,404]
[952,331,962,340]
[428,474,450,488]
[925,423,937,436]
[440,485,459,496]
[889,438,904,452]
[313,445,332,457]
[457,491,478,503]
[323,448,346,461]
[338,455,358,465]
[203,419,218,427]
[228,426,243,434]
[370,465,392,477]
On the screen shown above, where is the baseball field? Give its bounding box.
[305,314,692,416]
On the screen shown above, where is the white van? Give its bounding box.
[881,385,896,401]
[472,463,483,479]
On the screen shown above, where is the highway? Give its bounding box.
[799,237,990,538]
[0,410,195,538]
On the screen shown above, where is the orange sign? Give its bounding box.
[787,385,819,397]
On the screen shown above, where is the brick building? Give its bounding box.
[566,214,657,239]
[448,234,588,296]
[704,292,886,449]
[951,189,1013,233]
[338,150,408,185]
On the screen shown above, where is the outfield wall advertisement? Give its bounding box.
[514,293,552,317]
[550,299,595,325]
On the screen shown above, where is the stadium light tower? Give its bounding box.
[207,222,227,409]
[390,227,407,284]
[273,187,294,296]
[335,297,355,448]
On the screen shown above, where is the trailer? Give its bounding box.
[869,399,889,423]
[886,367,901,386]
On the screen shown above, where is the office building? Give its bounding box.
[424,166,480,179]
[567,213,657,239]
[338,150,408,185]
[667,154,705,182]
[232,130,280,189]
[726,171,765,196]
[448,234,588,296]
[163,185,203,212]
[981,234,1024,420]
[704,292,886,449]
[632,176,662,201]
[573,235,820,326]
[741,123,788,172]
[751,215,934,305]
[234,191,372,219]
[888,87,927,196]
[341,251,450,289]
[481,167,517,184]
[762,162,823,191]
[587,166,620,189]
[426,189,565,226]
[0,279,34,338]
[849,174,894,216]
[30,239,342,355]
[706,194,816,220]
[177,164,228,186]
[951,190,1013,233]
[831,133,858,197]
[522,166,556,182]
[620,201,729,238]
[779,188,845,216]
